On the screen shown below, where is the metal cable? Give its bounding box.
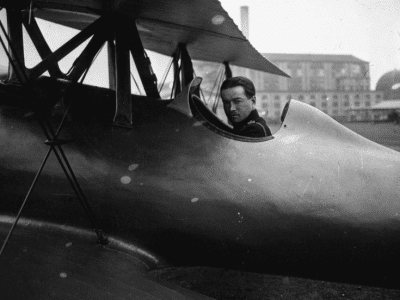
[212,65,225,113]
[0,17,108,257]
[158,56,173,94]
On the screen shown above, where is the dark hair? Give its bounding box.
[220,76,255,98]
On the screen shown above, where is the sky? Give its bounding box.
[219,0,400,89]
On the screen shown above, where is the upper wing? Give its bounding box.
[33,0,289,77]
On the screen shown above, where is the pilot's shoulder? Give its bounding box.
[240,121,271,138]
[254,117,271,137]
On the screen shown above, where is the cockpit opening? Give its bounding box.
[281,100,291,123]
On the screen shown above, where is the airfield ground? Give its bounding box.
[150,121,400,299]
[270,121,400,153]
[342,122,400,152]
[150,266,400,300]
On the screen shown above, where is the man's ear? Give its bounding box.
[252,96,256,108]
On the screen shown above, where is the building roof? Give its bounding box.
[370,100,400,110]
[347,100,400,111]
[262,53,368,64]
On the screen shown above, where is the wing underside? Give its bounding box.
[32,0,288,77]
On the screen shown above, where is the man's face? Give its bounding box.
[221,86,255,124]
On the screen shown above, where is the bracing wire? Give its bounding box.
[206,64,223,105]
[192,68,207,103]
[212,65,226,113]
[0,19,109,257]
[158,56,173,94]
[170,62,182,100]
[130,71,142,95]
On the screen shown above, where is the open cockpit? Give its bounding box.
[186,77,276,142]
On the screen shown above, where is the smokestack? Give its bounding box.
[240,6,249,39]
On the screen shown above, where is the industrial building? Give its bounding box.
[230,53,384,122]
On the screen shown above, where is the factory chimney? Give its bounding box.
[240,6,249,39]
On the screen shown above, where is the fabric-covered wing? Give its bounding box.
[33,0,289,77]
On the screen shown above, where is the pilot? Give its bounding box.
[221,76,272,137]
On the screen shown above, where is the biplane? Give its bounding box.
[0,0,400,299]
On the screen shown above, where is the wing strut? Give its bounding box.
[113,17,132,126]
[21,11,64,78]
[112,15,162,126]
[66,24,111,82]
[172,46,181,97]
[107,39,116,90]
[128,18,160,99]
[181,44,194,88]
[171,43,195,98]
[0,9,108,258]
[28,15,108,80]
[5,7,25,82]
[224,61,232,79]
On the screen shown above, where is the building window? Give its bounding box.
[262,102,268,109]
[333,95,338,99]
[344,94,349,100]
[365,101,370,107]
[284,69,292,77]
[274,95,280,100]
[344,101,350,107]
[287,95,292,100]
[350,64,361,75]
[310,78,325,91]
[274,101,281,109]
[262,95,268,101]
[288,62,302,77]
[299,95,304,100]
[355,94,360,99]
[376,94,381,99]
[309,102,316,107]
[332,102,339,107]
[263,74,280,91]
[332,63,347,76]
[354,101,360,107]
[365,94,370,99]
[287,77,303,91]
[322,94,327,100]
[310,94,315,99]
[333,109,339,115]
[310,62,325,77]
